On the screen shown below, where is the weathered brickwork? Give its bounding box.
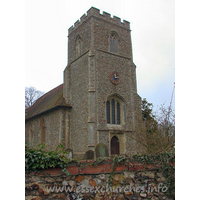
[25,7,144,159]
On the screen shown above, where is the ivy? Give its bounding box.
[25,143,72,173]
[61,168,71,175]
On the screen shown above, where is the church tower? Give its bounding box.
[63,7,143,159]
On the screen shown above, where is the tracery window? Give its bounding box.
[106,96,124,125]
[110,32,118,53]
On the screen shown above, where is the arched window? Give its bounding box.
[110,32,118,53]
[76,35,82,57]
[106,95,124,125]
[40,117,46,143]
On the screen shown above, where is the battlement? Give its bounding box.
[68,7,130,35]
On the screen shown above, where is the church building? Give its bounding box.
[25,7,145,159]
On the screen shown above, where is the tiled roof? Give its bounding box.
[25,84,71,121]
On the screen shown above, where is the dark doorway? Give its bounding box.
[111,136,119,155]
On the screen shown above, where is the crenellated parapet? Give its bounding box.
[68,7,130,35]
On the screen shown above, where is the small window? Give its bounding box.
[110,32,118,53]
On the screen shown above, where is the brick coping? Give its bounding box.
[26,161,174,176]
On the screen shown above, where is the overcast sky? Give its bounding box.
[25,0,175,111]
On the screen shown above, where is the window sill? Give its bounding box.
[107,124,124,131]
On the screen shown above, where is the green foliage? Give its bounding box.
[141,98,158,133]
[164,164,175,198]
[141,98,155,121]
[131,150,175,164]
[139,98,175,154]
[61,168,71,175]
[131,150,175,198]
[102,151,175,198]
[25,143,71,173]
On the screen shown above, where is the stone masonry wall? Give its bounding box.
[25,161,173,200]
[67,53,89,159]
[63,6,144,157]
[25,108,66,151]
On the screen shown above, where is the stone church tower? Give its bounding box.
[25,7,144,159]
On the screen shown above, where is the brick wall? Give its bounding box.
[25,161,174,200]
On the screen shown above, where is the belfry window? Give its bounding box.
[110,32,118,53]
[76,36,82,57]
[106,97,124,125]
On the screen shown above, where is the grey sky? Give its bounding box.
[25,0,175,111]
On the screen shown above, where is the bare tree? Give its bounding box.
[128,83,175,154]
[25,87,44,108]
[127,98,175,155]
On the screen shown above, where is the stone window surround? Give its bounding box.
[75,35,83,57]
[109,31,120,53]
[106,94,125,127]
